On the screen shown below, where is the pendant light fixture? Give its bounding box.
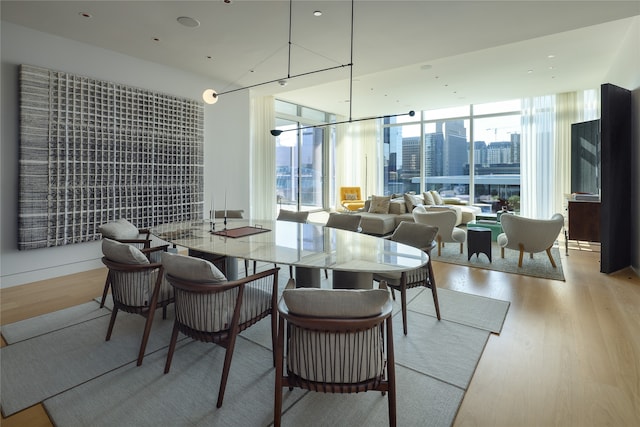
[202,0,352,105]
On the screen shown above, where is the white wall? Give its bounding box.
[0,22,251,288]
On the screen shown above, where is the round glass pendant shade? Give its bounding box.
[202,89,218,104]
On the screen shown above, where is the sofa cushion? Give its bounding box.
[422,192,435,206]
[368,195,391,214]
[388,198,407,215]
[404,193,424,212]
[429,190,444,205]
[358,212,397,236]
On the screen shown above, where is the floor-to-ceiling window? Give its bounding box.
[382,101,522,213]
[274,100,335,212]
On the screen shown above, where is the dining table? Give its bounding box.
[151,218,428,288]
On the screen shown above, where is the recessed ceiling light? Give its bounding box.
[152,37,160,42]
[177,16,200,28]
[527,69,533,74]
[548,54,555,59]
[78,12,92,18]
[313,11,322,17]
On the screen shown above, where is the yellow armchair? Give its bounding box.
[339,186,365,211]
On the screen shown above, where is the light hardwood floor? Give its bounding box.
[2,247,639,427]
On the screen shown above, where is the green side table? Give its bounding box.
[467,219,503,241]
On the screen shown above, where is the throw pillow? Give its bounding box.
[430,190,444,205]
[161,252,227,283]
[283,288,390,318]
[102,238,150,265]
[344,193,359,200]
[368,195,391,214]
[99,218,140,240]
[422,191,435,206]
[388,198,407,215]
[404,193,424,212]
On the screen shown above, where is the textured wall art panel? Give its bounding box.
[19,65,204,250]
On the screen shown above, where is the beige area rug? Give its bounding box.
[432,240,565,281]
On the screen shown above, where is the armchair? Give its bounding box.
[101,238,174,366]
[412,207,466,256]
[274,282,396,426]
[98,218,169,308]
[339,186,365,212]
[497,213,564,267]
[162,252,279,408]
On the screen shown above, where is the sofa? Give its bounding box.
[356,191,481,236]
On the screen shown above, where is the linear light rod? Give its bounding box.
[270,111,415,136]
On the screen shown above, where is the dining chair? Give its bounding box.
[373,221,441,335]
[274,281,396,426]
[101,238,174,366]
[275,209,309,278]
[323,212,362,278]
[98,218,169,308]
[162,252,279,408]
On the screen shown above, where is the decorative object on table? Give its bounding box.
[211,226,270,238]
[18,64,203,250]
[467,227,492,262]
[162,252,279,408]
[100,238,173,366]
[412,206,466,256]
[497,213,564,268]
[274,281,396,427]
[373,221,441,335]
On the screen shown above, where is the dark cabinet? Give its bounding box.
[568,201,600,242]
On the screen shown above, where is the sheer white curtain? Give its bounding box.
[520,95,556,219]
[522,90,600,219]
[250,95,276,219]
[335,119,380,206]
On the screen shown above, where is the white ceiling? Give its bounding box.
[2,1,639,117]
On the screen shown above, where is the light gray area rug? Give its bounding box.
[0,307,176,417]
[1,300,111,344]
[407,288,510,334]
[433,241,565,281]
[1,285,508,426]
[45,339,304,427]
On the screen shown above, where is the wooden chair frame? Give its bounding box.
[274,297,396,427]
[164,268,279,408]
[101,245,174,366]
